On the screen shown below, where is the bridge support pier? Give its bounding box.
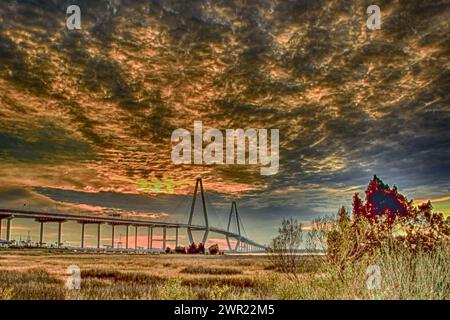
[39,221,44,247]
[226,202,241,252]
[175,227,179,248]
[58,221,62,247]
[97,224,101,249]
[134,226,138,249]
[125,225,129,249]
[162,226,167,250]
[187,178,209,245]
[0,218,2,240]
[80,223,85,248]
[6,218,11,243]
[147,226,152,250]
[111,224,115,248]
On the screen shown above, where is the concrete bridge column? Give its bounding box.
[147,226,153,250]
[134,226,138,249]
[6,218,11,243]
[97,224,101,249]
[226,235,232,251]
[162,226,167,250]
[125,225,129,249]
[57,221,62,247]
[80,223,85,248]
[175,227,179,248]
[39,221,44,247]
[0,219,2,239]
[236,237,241,252]
[150,227,153,249]
[111,224,115,248]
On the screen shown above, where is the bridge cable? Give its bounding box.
[237,212,248,239]
[203,190,227,231]
[170,193,190,224]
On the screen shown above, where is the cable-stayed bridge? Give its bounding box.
[0,178,267,252]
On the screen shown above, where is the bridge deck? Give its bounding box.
[0,208,266,249]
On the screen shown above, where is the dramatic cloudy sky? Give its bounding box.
[0,0,449,246]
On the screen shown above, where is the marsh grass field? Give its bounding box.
[0,246,448,300]
[0,249,280,300]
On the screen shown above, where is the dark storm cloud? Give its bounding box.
[0,124,94,163]
[34,186,184,214]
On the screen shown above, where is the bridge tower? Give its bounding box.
[226,201,242,251]
[187,178,209,244]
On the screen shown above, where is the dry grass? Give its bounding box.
[0,247,447,300]
[0,268,65,300]
[0,249,274,300]
[180,266,242,275]
[82,269,166,285]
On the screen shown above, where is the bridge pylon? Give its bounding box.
[187,178,209,245]
[226,201,241,251]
